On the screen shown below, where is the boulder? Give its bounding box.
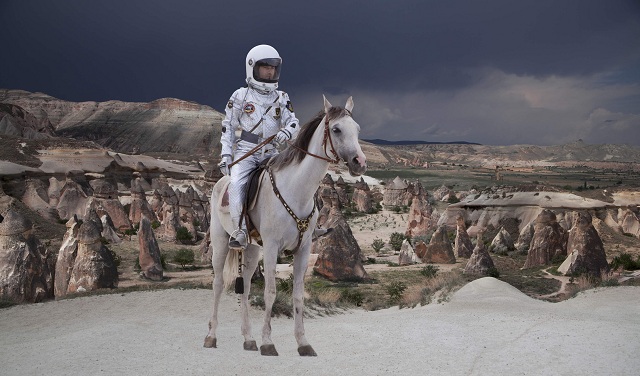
[54,216,80,297]
[406,181,436,238]
[490,227,515,254]
[56,177,89,220]
[67,219,118,293]
[515,222,535,253]
[398,239,417,265]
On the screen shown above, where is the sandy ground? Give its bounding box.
[1,278,639,376]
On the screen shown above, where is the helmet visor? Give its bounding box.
[253,58,281,83]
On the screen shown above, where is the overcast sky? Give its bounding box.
[1,0,639,146]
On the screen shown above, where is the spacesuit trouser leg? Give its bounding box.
[229,149,259,236]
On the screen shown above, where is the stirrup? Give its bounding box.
[229,229,248,249]
[312,227,333,241]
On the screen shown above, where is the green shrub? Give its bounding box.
[386,281,407,302]
[372,238,385,253]
[151,220,161,229]
[610,253,640,271]
[108,248,121,267]
[339,288,364,306]
[176,227,193,244]
[174,249,195,269]
[389,232,406,252]
[487,267,500,278]
[420,265,439,278]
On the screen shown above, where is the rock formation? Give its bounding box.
[56,176,90,220]
[20,178,57,220]
[0,209,54,303]
[432,185,455,202]
[54,215,80,297]
[557,212,609,277]
[490,227,515,254]
[523,210,568,268]
[199,229,211,263]
[313,180,367,281]
[129,178,156,226]
[405,181,436,238]
[464,232,496,275]
[454,215,474,258]
[352,177,373,213]
[88,178,131,231]
[137,216,163,281]
[515,222,535,254]
[334,176,349,207]
[398,239,417,265]
[421,225,456,264]
[620,206,640,237]
[383,176,409,207]
[178,188,198,240]
[66,218,118,293]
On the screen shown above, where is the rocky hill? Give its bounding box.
[0,89,223,158]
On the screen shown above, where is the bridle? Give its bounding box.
[285,109,352,164]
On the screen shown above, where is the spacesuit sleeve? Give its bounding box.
[279,91,300,140]
[220,91,240,157]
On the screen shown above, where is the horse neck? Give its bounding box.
[275,123,330,208]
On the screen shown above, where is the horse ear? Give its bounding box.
[323,95,332,114]
[345,96,354,113]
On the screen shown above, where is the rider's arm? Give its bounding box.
[220,89,242,157]
[279,91,299,140]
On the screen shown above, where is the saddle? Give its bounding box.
[218,158,271,245]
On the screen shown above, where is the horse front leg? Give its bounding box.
[204,237,229,348]
[292,242,317,356]
[240,244,260,351]
[260,244,279,356]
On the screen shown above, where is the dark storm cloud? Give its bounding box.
[1,0,639,145]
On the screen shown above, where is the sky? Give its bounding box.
[1,0,639,146]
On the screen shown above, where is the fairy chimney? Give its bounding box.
[20,178,57,220]
[88,179,131,231]
[464,232,496,275]
[454,216,474,258]
[352,177,373,213]
[515,222,535,254]
[421,225,456,264]
[54,215,80,298]
[406,181,436,238]
[67,219,118,293]
[398,239,417,265]
[57,177,89,220]
[490,227,515,254]
[0,209,54,303]
[557,212,609,277]
[523,210,568,268]
[129,178,156,226]
[138,216,163,281]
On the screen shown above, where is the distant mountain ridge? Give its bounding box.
[363,138,481,146]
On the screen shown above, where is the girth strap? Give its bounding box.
[267,167,316,252]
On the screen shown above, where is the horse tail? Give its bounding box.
[222,248,239,290]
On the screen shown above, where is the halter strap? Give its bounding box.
[284,111,350,164]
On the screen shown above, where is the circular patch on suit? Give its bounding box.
[243,103,255,114]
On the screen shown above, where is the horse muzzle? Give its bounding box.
[347,154,367,176]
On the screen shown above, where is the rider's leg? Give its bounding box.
[228,154,257,248]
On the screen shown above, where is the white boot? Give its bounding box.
[229,229,247,249]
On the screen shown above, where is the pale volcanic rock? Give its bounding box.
[0,102,55,139]
[20,178,57,220]
[67,219,118,293]
[313,205,368,281]
[558,212,609,277]
[199,229,211,263]
[398,239,417,265]
[433,185,454,202]
[178,189,198,240]
[334,176,349,207]
[406,181,436,238]
[0,209,54,303]
[150,190,164,220]
[454,215,474,258]
[352,177,373,213]
[464,232,496,276]
[620,206,640,237]
[87,178,131,231]
[47,177,63,207]
[56,177,89,220]
[156,204,180,241]
[490,227,515,254]
[54,216,80,298]
[421,225,456,264]
[129,178,156,226]
[137,216,163,281]
[523,210,568,268]
[515,223,535,254]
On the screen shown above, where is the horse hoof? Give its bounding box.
[203,336,217,348]
[243,340,258,351]
[260,344,279,356]
[298,345,317,357]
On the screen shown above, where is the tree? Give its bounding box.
[176,226,193,244]
[389,232,406,252]
[372,238,385,253]
[174,249,195,270]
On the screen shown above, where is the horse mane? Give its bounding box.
[269,106,349,171]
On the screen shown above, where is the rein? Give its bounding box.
[267,167,316,251]
[229,135,276,168]
[285,113,347,164]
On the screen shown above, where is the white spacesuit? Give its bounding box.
[219,44,299,248]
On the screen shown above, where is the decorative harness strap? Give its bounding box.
[284,110,350,164]
[267,166,317,251]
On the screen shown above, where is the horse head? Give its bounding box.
[323,95,367,176]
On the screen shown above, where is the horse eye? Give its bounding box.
[332,127,341,134]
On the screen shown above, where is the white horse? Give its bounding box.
[204,96,367,356]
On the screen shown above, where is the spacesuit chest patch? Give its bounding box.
[243,103,255,114]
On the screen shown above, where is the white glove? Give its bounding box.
[218,154,232,176]
[274,129,292,145]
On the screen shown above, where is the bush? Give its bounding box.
[610,253,640,271]
[487,267,500,278]
[174,249,195,269]
[420,265,439,278]
[176,227,193,244]
[372,238,385,253]
[386,281,407,303]
[151,220,161,229]
[339,288,364,306]
[389,232,406,252]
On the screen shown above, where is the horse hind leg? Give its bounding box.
[241,244,260,351]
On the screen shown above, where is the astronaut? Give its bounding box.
[219,44,299,248]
